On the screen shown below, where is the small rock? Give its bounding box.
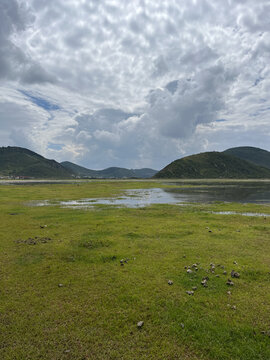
[137,321,144,329]
[227,291,231,295]
[233,261,238,265]
[186,290,194,296]
[187,269,193,274]
[40,225,47,229]
[232,305,237,310]
[168,280,173,285]
[226,279,234,286]
[192,286,197,291]
[223,271,227,275]
[180,323,185,329]
[184,266,187,269]
[208,230,212,233]
[192,263,198,268]
[120,263,124,267]
[231,270,240,278]
[201,279,208,287]
[64,350,71,353]
[58,283,64,287]
[195,267,198,271]
[215,275,220,278]
[183,255,186,258]
[120,259,124,264]
[221,265,225,269]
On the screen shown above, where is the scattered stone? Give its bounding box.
[40,225,47,229]
[221,265,225,269]
[192,286,197,291]
[233,261,238,265]
[137,321,144,329]
[201,278,208,287]
[183,255,186,258]
[215,275,220,278]
[15,237,52,245]
[58,284,64,287]
[208,230,212,233]
[261,331,266,335]
[186,290,194,296]
[192,264,198,268]
[180,323,185,329]
[226,279,234,286]
[64,350,71,353]
[168,280,173,285]
[231,270,240,278]
[120,259,124,264]
[223,271,227,275]
[120,263,124,267]
[227,291,231,295]
[187,269,193,274]
[195,267,198,271]
[232,305,237,310]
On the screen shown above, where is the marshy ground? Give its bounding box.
[0,180,270,359]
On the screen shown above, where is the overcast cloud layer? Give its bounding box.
[0,0,270,169]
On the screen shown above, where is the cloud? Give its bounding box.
[0,0,270,169]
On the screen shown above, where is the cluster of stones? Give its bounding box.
[16,236,52,245]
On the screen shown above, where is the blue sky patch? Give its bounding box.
[19,90,61,111]
[48,143,63,151]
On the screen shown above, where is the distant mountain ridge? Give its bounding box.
[154,151,270,179]
[61,161,157,178]
[223,146,270,169]
[0,147,157,179]
[0,146,71,178]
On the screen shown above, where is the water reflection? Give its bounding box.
[31,182,270,209]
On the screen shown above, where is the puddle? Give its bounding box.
[29,183,270,209]
[32,188,184,209]
[211,211,270,217]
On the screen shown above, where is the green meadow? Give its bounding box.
[0,181,270,360]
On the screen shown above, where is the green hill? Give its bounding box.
[154,151,270,179]
[61,161,157,178]
[0,147,72,178]
[223,146,270,169]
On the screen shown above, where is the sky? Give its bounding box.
[0,0,270,170]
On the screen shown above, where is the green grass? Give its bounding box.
[0,181,270,359]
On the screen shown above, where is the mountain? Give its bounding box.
[0,147,72,178]
[61,161,157,179]
[223,146,270,169]
[154,151,270,179]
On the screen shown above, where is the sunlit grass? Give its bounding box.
[0,181,269,359]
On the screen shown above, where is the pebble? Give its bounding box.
[227,291,232,295]
[223,271,227,275]
[168,280,173,285]
[233,261,238,265]
[226,279,234,286]
[58,284,64,287]
[186,290,194,296]
[187,269,193,274]
[192,286,197,291]
[180,323,185,329]
[215,275,220,278]
[231,270,240,278]
[137,321,144,329]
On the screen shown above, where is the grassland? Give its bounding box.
[0,180,270,360]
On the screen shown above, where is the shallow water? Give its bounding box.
[31,182,270,209]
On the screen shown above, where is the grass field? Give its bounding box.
[0,180,270,359]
